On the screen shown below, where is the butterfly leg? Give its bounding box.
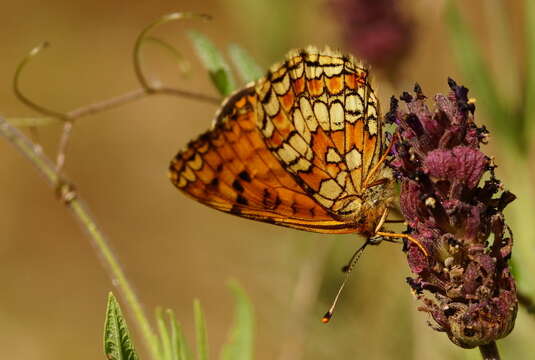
[375,231,428,256]
[373,208,429,256]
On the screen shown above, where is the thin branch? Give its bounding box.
[66,88,148,119]
[64,86,219,120]
[151,85,220,103]
[0,116,160,360]
[55,121,73,173]
[479,341,501,360]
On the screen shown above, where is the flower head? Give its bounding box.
[387,80,517,348]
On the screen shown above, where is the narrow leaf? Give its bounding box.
[444,0,522,151]
[220,281,254,360]
[193,299,209,360]
[157,307,173,360]
[165,310,181,360]
[228,44,263,83]
[104,293,140,360]
[188,30,236,96]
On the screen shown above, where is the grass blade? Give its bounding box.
[157,307,173,360]
[193,300,209,360]
[103,293,140,360]
[220,281,254,360]
[188,30,236,96]
[165,310,183,360]
[228,44,263,84]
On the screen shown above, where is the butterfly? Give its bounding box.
[169,46,427,321]
[171,45,425,242]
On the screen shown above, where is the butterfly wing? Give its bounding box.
[169,87,352,233]
[255,48,384,216]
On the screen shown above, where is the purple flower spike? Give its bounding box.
[388,80,517,348]
[329,0,414,72]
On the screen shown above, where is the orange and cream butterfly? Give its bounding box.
[169,47,426,319]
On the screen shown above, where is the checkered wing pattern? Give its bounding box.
[255,48,383,220]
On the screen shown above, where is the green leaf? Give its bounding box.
[193,300,209,360]
[228,44,263,84]
[220,281,254,360]
[444,0,523,152]
[188,30,236,96]
[104,293,140,360]
[157,307,173,360]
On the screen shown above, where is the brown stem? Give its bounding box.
[479,341,500,360]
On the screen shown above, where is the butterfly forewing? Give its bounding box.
[255,48,383,212]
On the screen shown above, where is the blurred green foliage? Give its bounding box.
[104,282,254,360]
[188,30,237,96]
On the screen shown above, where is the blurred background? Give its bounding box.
[1,0,534,359]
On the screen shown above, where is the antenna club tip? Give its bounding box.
[321,312,332,323]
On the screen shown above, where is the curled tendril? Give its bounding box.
[143,36,190,76]
[133,12,211,92]
[13,42,69,121]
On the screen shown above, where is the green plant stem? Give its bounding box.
[478,341,500,360]
[0,116,160,360]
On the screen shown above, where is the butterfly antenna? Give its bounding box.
[322,239,370,323]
